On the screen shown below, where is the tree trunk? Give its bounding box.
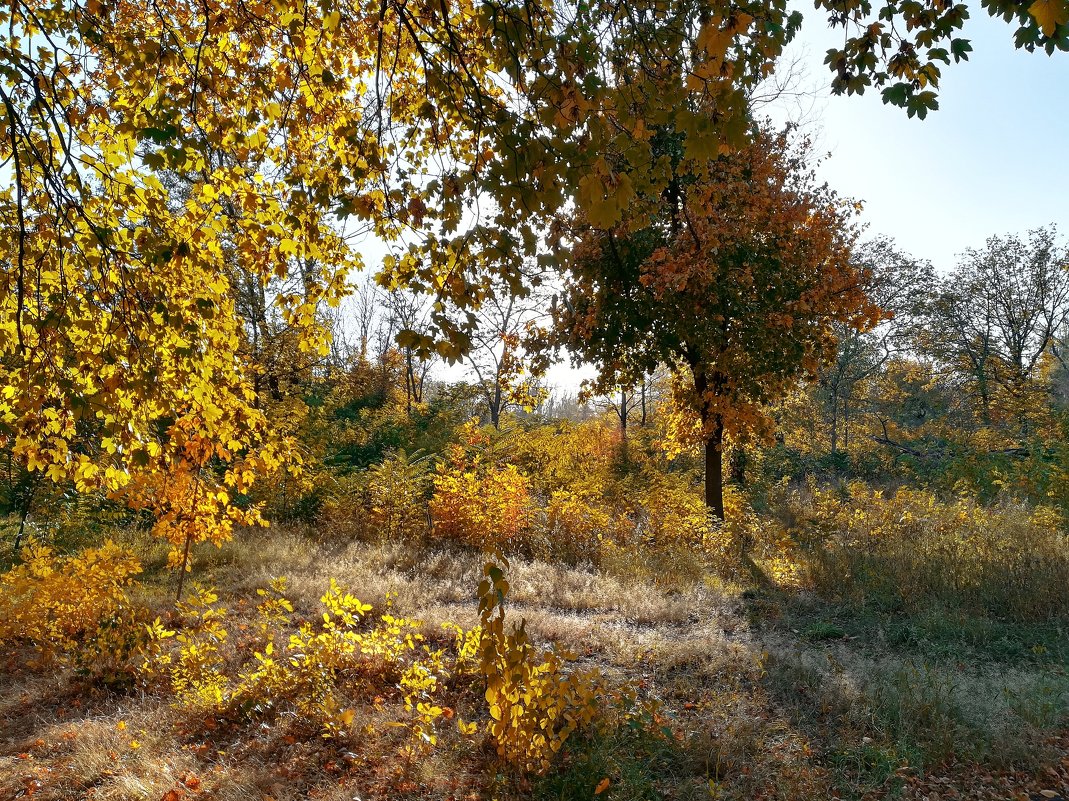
[842,396,850,451]
[704,416,725,519]
[829,393,839,454]
[619,388,629,464]
[490,388,501,429]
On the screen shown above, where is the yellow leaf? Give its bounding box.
[1029,0,1068,35]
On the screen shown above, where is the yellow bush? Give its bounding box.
[143,577,466,747]
[540,489,619,563]
[477,558,621,774]
[319,452,430,542]
[508,418,618,496]
[366,450,430,541]
[641,480,714,549]
[431,459,532,548]
[0,539,142,655]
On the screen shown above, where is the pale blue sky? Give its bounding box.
[792,8,1069,270]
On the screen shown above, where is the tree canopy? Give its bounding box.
[555,127,880,517]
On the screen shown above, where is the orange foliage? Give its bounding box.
[430,443,532,548]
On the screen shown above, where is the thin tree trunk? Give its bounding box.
[843,396,850,451]
[704,416,725,519]
[175,530,194,602]
[491,384,501,429]
[12,474,37,553]
[829,393,839,454]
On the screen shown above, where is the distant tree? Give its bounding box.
[818,237,934,454]
[385,289,439,416]
[922,227,1069,426]
[586,384,643,462]
[462,284,548,429]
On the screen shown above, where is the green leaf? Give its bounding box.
[881,83,909,107]
[950,38,974,62]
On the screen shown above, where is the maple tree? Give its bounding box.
[556,127,879,519]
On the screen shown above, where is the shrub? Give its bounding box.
[366,450,431,540]
[318,471,372,539]
[0,539,143,656]
[431,457,532,548]
[539,489,618,564]
[318,450,431,542]
[144,578,468,746]
[477,558,638,774]
[639,479,713,549]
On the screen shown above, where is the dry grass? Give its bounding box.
[2,525,1067,801]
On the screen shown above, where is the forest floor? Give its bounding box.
[1,527,1067,801]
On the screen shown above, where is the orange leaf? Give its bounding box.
[595,778,610,795]
[181,774,202,791]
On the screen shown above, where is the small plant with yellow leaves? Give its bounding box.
[148,584,230,710]
[477,555,614,775]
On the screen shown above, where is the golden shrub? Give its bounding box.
[0,539,142,654]
[792,484,1069,621]
[430,459,532,548]
[476,558,619,774]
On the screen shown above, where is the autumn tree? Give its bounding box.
[1,0,1064,553]
[556,127,879,518]
[586,384,644,463]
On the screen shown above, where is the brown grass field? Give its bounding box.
[2,524,1067,801]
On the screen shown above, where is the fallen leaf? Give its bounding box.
[181,774,202,791]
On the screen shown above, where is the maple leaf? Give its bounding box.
[1029,0,1069,35]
